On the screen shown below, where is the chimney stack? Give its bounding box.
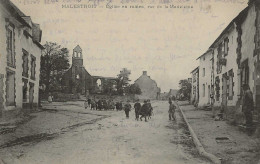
[143,71,147,75]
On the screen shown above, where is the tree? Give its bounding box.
[128,84,142,95]
[178,79,192,100]
[116,68,131,95]
[40,42,70,93]
[103,79,116,95]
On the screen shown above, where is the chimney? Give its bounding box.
[143,71,147,75]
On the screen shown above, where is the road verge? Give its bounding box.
[177,102,221,164]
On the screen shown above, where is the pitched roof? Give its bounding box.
[73,45,82,52]
[190,66,199,74]
[196,6,249,60]
[2,0,31,28]
[196,48,213,60]
[209,6,249,49]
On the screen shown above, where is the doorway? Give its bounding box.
[222,73,228,109]
[29,83,34,109]
[6,70,15,106]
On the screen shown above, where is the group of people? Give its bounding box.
[85,98,123,111]
[133,99,153,122]
[84,96,178,123]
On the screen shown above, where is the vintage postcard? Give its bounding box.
[0,0,259,163]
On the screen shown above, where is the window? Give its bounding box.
[22,50,29,77]
[203,68,205,77]
[224,38,229,56]
[203,84,205,97]
[31,55,36,80]
[7,26,15,67]
[241,59,249,86]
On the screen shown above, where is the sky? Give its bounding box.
[11,0,248,92]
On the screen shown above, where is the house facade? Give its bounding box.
[134,71,161,100]
[190,66,199,105]
[197,50,213,107]
[0,0,43,118]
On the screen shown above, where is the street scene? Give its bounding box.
[1,0,260,163]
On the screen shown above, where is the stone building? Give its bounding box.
[0,0,44,118]
[134,71,161,100]
[195,0,260,126]
[190,66,199,105]
[61,45,92,95]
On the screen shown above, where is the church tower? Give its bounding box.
[72,45,83,67]
[71,45,85,94]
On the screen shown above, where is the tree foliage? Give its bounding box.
[128,84,142,95]
[116,68,131,95]
[40,42,70,93]
[178,79,192,100]
[103,79,117,95]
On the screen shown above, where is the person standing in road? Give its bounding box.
[134,99,141,121]
[140,100,149,122]
[124,100,132,119]
[87,97,91,109]
[169,101,176,121]
[242,84,254,127]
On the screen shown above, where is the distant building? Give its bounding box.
[61,45,92,95]
[134,71,160,100]
[168,89,178,98]
[190,66,199,104]
[0,0,44,118]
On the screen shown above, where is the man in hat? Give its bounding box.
[242,84,254,127]
[124,100,132,118]
[134,99,141,121]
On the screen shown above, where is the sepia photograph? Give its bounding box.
[0,0,260,163]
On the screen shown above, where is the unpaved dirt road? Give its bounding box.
[0,101,209,164]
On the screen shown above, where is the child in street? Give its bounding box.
[169,101,176,121]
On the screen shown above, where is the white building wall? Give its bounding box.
[198,51,212,107]
[0,3,42,113]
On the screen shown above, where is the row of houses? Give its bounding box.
[0,0,44,118]
[190,0,260,124]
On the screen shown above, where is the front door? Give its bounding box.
[29,83,34,109]
[222,74,228,109]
